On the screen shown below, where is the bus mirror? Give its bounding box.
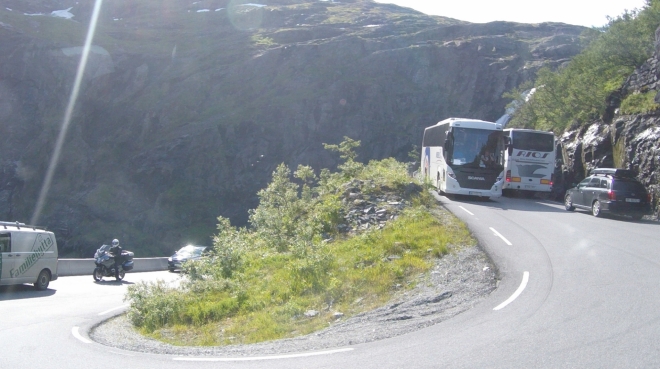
[443,137,452,160]
[504,137,512,155]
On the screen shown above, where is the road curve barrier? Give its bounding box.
[57,258,169,276]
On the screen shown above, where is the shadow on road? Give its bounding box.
[567,210,660,225]
[438,192,660,223]
[438,192,566,214]
[93,279,136,286]
[0,285,57,300]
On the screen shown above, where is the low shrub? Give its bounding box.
[125,138,476,345]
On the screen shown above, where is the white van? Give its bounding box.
[0,221,58,290]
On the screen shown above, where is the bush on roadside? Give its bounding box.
[125,137,474,345]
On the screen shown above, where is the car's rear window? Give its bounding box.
[612,179,646,192]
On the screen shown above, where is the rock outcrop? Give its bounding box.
[0,0,588,255]
[555,27,660,217]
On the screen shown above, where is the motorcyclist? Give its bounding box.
[109,238,123,280]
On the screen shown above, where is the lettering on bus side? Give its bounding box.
[516,151,549,159]
[9,234,53,278]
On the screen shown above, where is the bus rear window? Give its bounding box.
[512,131,554,152]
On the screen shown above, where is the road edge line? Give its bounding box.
[493,271,529,311]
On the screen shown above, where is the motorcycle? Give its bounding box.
[93,244,134,281]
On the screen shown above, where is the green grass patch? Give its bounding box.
[127,206,474,345]
[619,90,660,115]
[126,138,476,346]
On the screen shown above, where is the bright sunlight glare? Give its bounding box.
[373,0,647,27]
[31,0,105,225]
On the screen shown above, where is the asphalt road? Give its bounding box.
[1,194,659,368]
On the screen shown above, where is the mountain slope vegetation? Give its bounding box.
[0,1,586,256]
[126,139,476,345]
[506,0,660,131]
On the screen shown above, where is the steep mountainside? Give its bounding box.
[0,0,587,256]
[556,26,660,215]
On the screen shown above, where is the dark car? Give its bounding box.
[168,245,208,272]
[564,168,652,220]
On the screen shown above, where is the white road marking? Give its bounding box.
[72,326,92,344]
[99,304,129,315]
[459,206,474,215]
[174,348,354,361]
[490,227,512,245]
[493,271,529,311]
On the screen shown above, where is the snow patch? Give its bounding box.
[51,7,74,19]
[634,126,660,142]
[582,124,606,146]
[61,45,110,57]
[238,3,267,7]
[197,9,209,12]
[215,8,224,11]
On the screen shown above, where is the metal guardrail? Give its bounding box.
[57,257,169,276]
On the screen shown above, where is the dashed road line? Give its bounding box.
[174,348,354,361]
[493,271,529,311]
[72,326,92,344]
[459,206,474,216]
[490,227,512,245]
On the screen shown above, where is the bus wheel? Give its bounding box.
[34,269,51,290]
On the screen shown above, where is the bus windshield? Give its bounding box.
[512,131,554,152]
[450,128,503,168]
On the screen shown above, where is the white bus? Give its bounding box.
[502,128,556,196]
[421,117,505,198]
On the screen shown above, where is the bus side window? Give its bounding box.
[0,233,10,253]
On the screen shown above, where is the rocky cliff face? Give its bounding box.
[556,27,660,217]
[0,0,588,256]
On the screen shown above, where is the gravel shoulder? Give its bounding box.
[91,241,497,356]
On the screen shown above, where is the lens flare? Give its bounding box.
[31,0,105,225]
[227,0,264,31]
